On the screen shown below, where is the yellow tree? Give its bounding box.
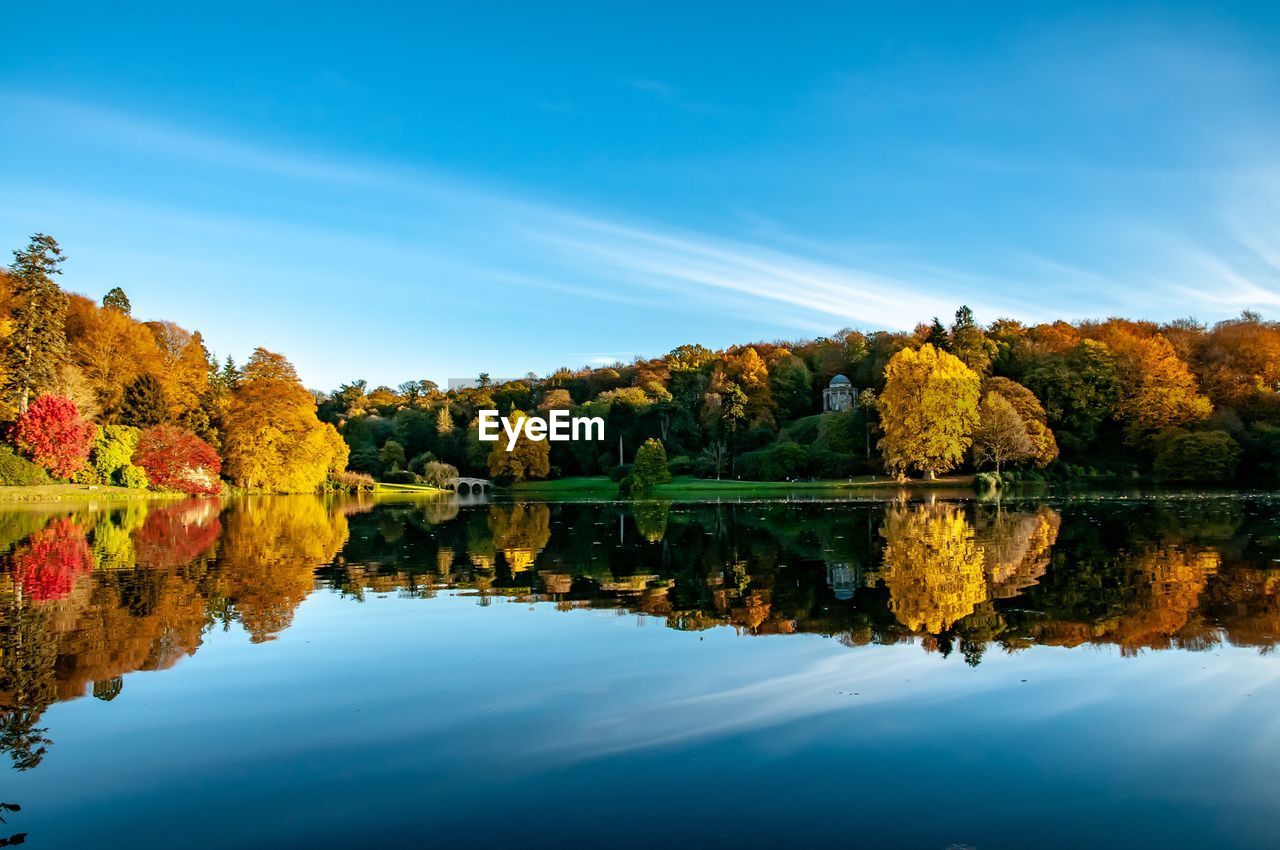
[147,322,212,422]
[223,348,348,492]
[67,296,162,417]
[487,411,550,482]
[877,344,980,478]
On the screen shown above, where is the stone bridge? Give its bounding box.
[445,477,492,494]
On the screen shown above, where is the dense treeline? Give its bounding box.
[326,304,1280,486]
[0,235,347,493]
[5,231,1278,491]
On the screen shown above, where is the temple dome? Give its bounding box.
[829,374,851,386]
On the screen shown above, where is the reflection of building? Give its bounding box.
[823,374,856,412]
[827,562,861,601]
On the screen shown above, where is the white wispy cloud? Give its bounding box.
[4,89,1278,356]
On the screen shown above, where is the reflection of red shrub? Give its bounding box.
[133,500,222,569]
[12,517,94,602]
[11,394,94,479]
[134,425,222,495]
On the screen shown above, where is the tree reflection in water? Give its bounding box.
[2,493,1280,771]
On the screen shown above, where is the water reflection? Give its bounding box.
[2,492,1280,772]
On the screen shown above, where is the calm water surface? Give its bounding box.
[3,492,1280,849]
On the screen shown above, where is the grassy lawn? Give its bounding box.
[374,482,449,493]
[509,474,975,498]
[508,477,619,494]
[0,483,186,503]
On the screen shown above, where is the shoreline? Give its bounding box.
[509,474,976,497]
[0,484,191,504]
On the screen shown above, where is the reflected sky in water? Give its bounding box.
[4,493,1280,849]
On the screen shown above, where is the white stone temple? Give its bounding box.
[822,374,856,412]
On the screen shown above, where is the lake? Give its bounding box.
[2,491,1280,849]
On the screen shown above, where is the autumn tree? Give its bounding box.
[972,392,1034,473]
[982,377,1058,466]
[877,344,981,478]
[435,405,455,436]
[223,348,348,492]
[11,394,94,479]
[148,322,213,423]
[1086,322,1212,441]
[3,234,69,413]
[133,424,222,494]
[487,411,550,482]
[68,297,162,417]
[1194,313,1280,413]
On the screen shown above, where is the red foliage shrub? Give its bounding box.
[133,424,222,495]
[11,517,94,602]
[11,394,94,479]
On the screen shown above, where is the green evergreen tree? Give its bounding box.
[118,374,169,427]
[624,438,672,494]
[102,286,131,314]
[4,234,69,413]
[925,318,949,350]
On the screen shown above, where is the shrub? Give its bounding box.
[134,424,222,494]
[667,455,695,476]
[332,470,375,492]
[0,445,51,486]
[1153,430,1241,483]
[119,463,149,490]
[381,470,418,484]
[975,471,1003,492]
[408,451,438,474]
[737,441,811,480]
[609,463,632,482]
[89,424,143,485]
[420,460,458,489]
[12,394,95,479]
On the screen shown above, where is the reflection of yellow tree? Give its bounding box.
[878,503,987,633]
[489,503,551,573]
[1204,568,1280,649]
[975,506,1060,598]
[632,501,670,543]
[215,496,349,642]
[90,502,148,571]
[1110,547,1219,653]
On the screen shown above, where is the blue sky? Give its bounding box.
[2,2,1280,389]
